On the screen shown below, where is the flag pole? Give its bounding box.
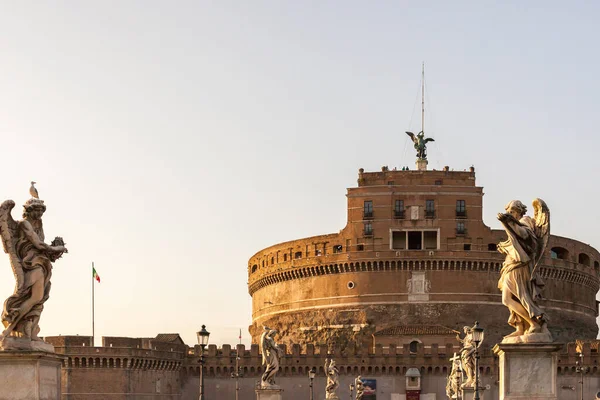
[92,261,95,347]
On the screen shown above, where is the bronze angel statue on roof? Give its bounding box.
[406,131,434,160]
[497,198,551,343]
[0,185,67,351]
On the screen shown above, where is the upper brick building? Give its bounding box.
[248,164,600,350]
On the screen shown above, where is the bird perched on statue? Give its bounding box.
[29,181,39,199]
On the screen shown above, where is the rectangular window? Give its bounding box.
[457,222,466,235]
[364,222,373,236]
[363,200,373,219]
[456,200,466,217]
[408,231,422,250]
[464,244,471,251]
[392,231,406,250]
[333,245,343,253]
[294,251,303,259]
[346,239,351,252]
[424,231,438,250]
[425,200,435,218]
[394,200,405,219]
[357,243,364,251]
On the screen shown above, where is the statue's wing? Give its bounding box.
[531,198,550,276]
[424,138,435,143]
[260,330,268,365]
[0,200,25,292]
[405,131,417,144]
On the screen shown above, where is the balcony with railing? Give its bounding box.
[394,210,405,219]
[425,210,436,219]
[363,211,374,220]
[456,210,467,218]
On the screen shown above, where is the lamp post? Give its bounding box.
[231,355,242,400]
[196,325,210,400]
[349,383,354,399]
[472,321,484,400]
[576,352,589,400]
[309,367,316,400]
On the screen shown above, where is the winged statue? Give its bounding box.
[406,131,435,160]
[259,326,281,388]
[497,198,551,343]
[0,186,67,350]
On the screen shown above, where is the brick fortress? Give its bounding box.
[49,163,600,399]
[248,165,600,349]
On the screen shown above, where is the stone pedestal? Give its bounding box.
[256,387,283,400]
[416,159,428,171]
[493,342,563,400]
[461,386,485,399]
[0,351,63,400]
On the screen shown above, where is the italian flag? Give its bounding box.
[93,267,101,283]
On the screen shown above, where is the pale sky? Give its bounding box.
[1,2,599,347]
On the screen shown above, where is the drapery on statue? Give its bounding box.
[0,186,67,351]
[497,199,551,343]
[456,325,481,388]
[325,358,340,399]
[260,327,281,388]
[405,131,435,160]
[355,375,365,400]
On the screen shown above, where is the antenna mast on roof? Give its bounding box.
[421,62,425,134]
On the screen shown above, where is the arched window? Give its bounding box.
[550,247,569,260]
[294,251,302,259]
[409,341,419,353]
[579,253,591,266]
[251,265,257,273]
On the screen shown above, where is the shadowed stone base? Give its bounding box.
[461,386,485,399]
[256,387,283,400]
[0,351,63,400]
[493,342,563,400]
[0,336,55,352]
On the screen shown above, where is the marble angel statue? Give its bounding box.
[456,325,479,388]
[0,187,67,350]
[446,353,461,399]
[260,327,281,388]
[355,375,365,400]
[497,199,551,343]
[325,358,340,399]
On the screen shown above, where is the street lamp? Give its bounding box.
[308,367,316,400]
[349,383,355,399]
[196,325,210,400]
[231,355,242,400]
[472,321,484,400]
[576,352,590,400]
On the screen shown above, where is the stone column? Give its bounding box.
[255,387,283,400]
[493,343,563,400]
[0,351,64,400]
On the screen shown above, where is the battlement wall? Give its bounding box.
[180,341,600,379]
